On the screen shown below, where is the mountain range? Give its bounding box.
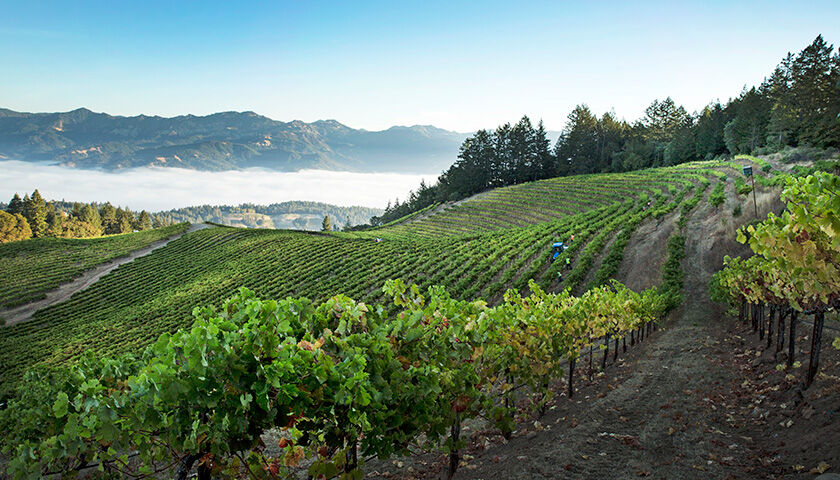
[0,108,471,173]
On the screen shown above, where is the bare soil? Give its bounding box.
[615,209,678,292]
[0,223,213,326]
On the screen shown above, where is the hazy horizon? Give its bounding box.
[0,160,434,211]
[0,105,479,135]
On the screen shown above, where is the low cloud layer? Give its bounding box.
[0,161,434,211]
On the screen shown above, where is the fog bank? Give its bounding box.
[0,161,435,211]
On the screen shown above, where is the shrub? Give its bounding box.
[709,182,725,208]
[734,177,753,195]
[735,154,772,172]
[779,145,825,164]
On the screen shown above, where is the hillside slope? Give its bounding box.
[369,163,839,480]
[1,156,837,478]
[0,159,778,393]
[450,174,764,479]
[0,223,188,309]
[0,224,210,326]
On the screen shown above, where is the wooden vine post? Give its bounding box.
[806,311,825,388]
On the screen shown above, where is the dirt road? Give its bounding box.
[0,223,213,326]
[449,205,741,478]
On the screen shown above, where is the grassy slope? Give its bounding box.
[0,224,189,309]
[0,163,732,394]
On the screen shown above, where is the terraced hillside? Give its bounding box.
[0,161,749,394]
[358,171,690,237]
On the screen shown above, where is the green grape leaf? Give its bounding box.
[355,387,371,406]
[53,392,69,418]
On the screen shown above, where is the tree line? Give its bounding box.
[0,190,170,243]
[154,202,381,231]
[370,35,839,226]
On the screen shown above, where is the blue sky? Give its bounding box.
[1,0,839,132]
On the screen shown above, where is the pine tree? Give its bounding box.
[45,204,66,237]
[100,203,119,234]
[135,211,152,231]
[71,202,84,220]
[493,123,514,186]
[80,204,104,236]
[554,105,599,175]
[788,35,840,146]
[321,215,332,232]
[694,103,728,159]
[642,97,691,143]
[115,207,134,233]
[597,112,629,172]
[534,120,555,180]
[723,87,770,154]
[509,116,535,184]
[21,194,31,220]
[7,194,24,215]
[45,204,57,235]
[764,53,795,148]
[23,190,48,237]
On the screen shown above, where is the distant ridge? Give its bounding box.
[0,108,469,173]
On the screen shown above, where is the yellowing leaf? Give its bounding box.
[810,461,830,474]
[283,446,305,467]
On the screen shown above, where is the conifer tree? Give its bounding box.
[115,207,134,233]
[554,105,599,175]
[321,215,332,232]
[135,211,152,231]
[535,120,555,179]
[80,204,104,236]
[23,190,48,237]
[7,194,24,215]
[45,204,66,237]
[100,203,119,234]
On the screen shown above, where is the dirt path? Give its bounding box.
[0,223,213,326]
[615,209,678,292]
[366,177,837,479]
[428,187,793,479]
[445,203,741,479]
[361,177,811,480]
[368,187,796,480]
[362,192,731,480]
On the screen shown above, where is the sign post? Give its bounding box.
[742,165,757,217]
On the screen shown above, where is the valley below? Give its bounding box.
[0,159,433,213]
